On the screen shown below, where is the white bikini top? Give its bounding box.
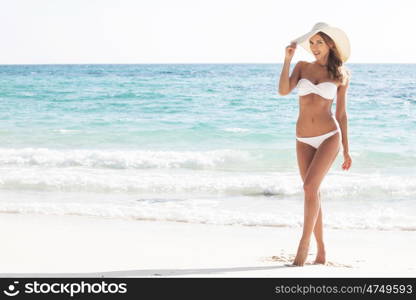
[296,78,337,100]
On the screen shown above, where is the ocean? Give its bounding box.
[0,63,414,231]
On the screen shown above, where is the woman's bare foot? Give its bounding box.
[292,239,310,266]
[313,242,326,264]
[313,251,326,264]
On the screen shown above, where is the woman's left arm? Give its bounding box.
[335,78,352,170]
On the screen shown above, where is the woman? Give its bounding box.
[278,22,352,266]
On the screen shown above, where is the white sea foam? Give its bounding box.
[0,164,414,200]
[0,147,254,170]
[0,167,300,195]
[55,129,80,134]
[0,191,414,231]
[223,127,250,133]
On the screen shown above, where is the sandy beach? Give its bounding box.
[0,212,414,278]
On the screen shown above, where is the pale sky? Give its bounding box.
[1,0,415,64]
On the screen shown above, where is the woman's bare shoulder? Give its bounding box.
[295,60,309,72]
[298,60,310,67]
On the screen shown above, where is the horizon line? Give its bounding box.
[0,62,414,65]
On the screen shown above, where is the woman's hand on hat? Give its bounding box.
[285,42,297,61]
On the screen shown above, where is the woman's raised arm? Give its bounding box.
[278,42,302,95]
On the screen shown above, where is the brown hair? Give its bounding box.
[316,31,351,86]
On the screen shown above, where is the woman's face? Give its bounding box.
[309,34,330,59]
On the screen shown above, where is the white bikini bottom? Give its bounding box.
[296,129,340,149]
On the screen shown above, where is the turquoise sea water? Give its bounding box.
[0,63,415,230]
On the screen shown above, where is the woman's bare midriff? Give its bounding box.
[296,93,339,138]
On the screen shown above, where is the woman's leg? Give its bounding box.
[296,141,326,264]
[313,192,326,264]
[293,133,340,266]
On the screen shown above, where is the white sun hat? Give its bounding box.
[291,22,351,63]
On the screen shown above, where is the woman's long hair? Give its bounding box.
[316,31,351,85]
